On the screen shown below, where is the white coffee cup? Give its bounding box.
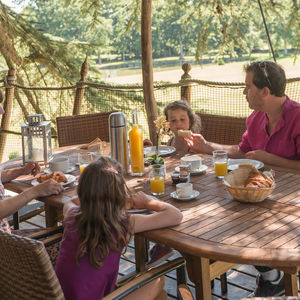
[181,155,202,172]
[49,157,69,173]
[176,182,193,198]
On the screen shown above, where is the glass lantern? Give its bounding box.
[21,114,52,165]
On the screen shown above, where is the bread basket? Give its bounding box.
[223,167,275,203]
[76,138,110,156]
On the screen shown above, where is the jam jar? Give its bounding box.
[179,164,190,183]
[171,172,181,184]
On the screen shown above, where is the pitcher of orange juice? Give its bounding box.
[129,109,144,176]
[149,164,165,195]
[213,150,228,178]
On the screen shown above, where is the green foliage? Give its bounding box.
[145,154,164,166]
[217,59,225,66]
[8,151,20,160]
[2,0,300,70]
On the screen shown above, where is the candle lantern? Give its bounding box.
[21,114,52,165]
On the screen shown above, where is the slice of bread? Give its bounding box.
[178,129,192,138]
[238,163,254,169]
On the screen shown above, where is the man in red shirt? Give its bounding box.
[185,61,300,171]
[184,61,299,296]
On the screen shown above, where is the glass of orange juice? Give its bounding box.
[78,152,101,174]
[213,150,228,178]
[149,164,165,196]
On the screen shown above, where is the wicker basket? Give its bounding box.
[223,167,275,203]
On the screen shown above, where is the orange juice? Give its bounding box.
[80,164,88,174]
[214,161,228,177]
[150,176,165,195]
[129,124,144,175]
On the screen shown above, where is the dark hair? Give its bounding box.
[69,156,131,269]
[243,61,286,97]
[163,100,202,133]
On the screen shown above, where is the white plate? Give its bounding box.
[227,159,264,171]
[175,164,208,175]
[144,146,176,157]
[44,166,77,174]
[31,174,76,186]
[127,208,149,214]
[170,190,200,201]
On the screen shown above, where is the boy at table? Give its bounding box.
[184,61,300,297]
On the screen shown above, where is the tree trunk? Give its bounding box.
[284,38,287,56]
[179,34,183,65]
[0,69,16,162]
[141,0,157,145]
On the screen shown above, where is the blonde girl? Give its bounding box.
[164,100,201,152]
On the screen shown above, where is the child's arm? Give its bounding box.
[129,192,183,234]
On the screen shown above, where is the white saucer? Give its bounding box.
[44,165,77,174]
[170,190,200,201]
[175,164,208,175]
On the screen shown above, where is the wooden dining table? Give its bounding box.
[3,145,300,300]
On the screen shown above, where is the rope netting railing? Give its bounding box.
[1,72,300,162]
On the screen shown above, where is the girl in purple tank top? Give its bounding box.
[56,156,183,300]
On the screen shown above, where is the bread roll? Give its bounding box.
[178,130,192,138]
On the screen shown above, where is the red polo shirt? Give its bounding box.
[239,97,300,160]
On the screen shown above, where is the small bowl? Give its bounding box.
[223,167,275,203]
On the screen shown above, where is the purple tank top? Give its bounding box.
[56,210,124,300]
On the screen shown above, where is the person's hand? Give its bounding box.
[22,161,41,176]
[143,139,153,147]
[184,134,207,153]
[33,179,64,197]
[245,150,273,164]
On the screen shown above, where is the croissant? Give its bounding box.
[52,172,68,183]
[37,171,68,183]
[244,168,273,188]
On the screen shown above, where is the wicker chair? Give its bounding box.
[197,113,246,145]
[56,111,114,147]
[0,227,63,300]
[0,229,188,300]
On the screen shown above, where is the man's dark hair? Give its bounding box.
[244,61,286,97]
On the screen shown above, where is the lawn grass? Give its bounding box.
[99,55,300,84]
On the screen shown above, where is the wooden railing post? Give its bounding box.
[0,69,17,162]
[73,55,88,115]
[180,63,192,105]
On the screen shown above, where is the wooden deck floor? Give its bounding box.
[17,202,299,299]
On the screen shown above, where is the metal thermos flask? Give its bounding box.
[109,112,129,173]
